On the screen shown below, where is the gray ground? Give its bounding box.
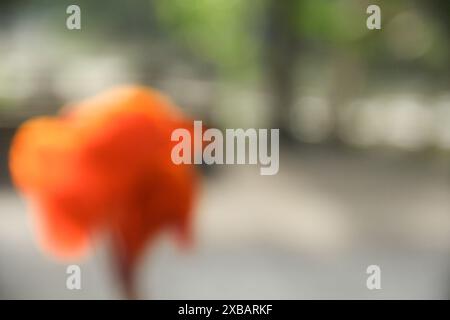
[1,147,450,299]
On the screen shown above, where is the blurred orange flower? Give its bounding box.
[9,86,199,297]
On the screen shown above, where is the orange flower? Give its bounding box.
[9,86,198,297]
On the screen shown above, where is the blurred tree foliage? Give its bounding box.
[153,0,266,79]
[0,0,448,134]
[152,0,449,133]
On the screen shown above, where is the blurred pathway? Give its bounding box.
[1,148,450,299]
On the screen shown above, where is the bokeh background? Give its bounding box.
[0,0,449,299]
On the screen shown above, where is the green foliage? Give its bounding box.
[294,0,374,44]
[154,0,266,77]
